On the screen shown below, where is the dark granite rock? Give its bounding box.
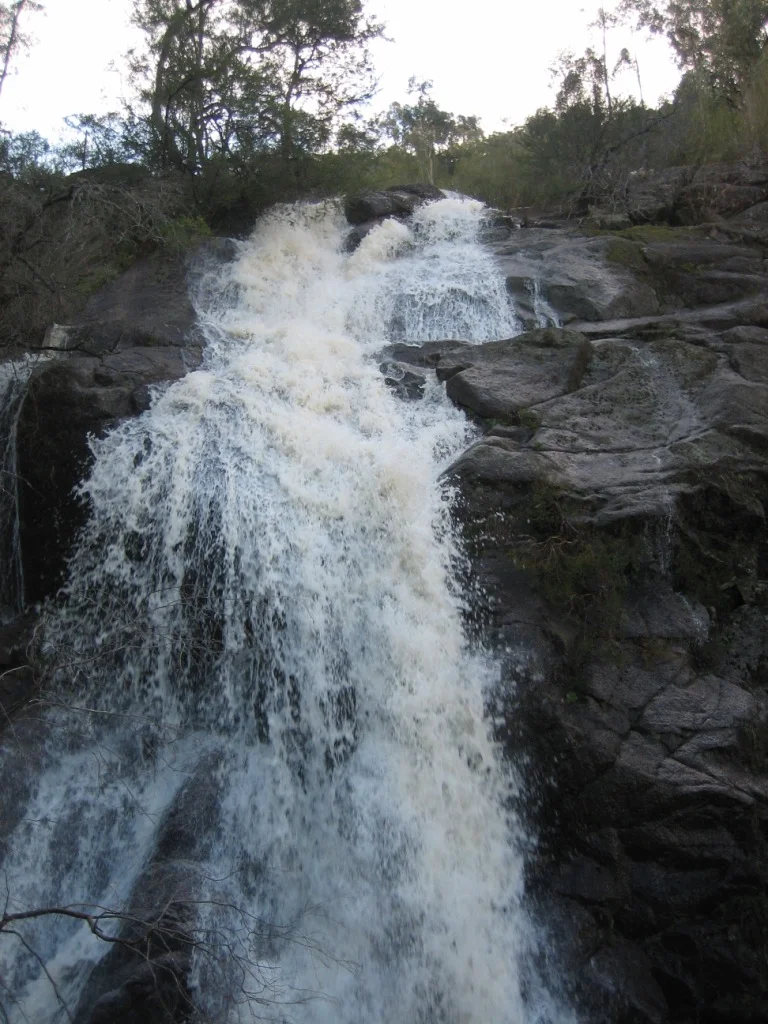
[379,360,427,400]
[344,183,444,226]
[625,162,768,225]
[433,209,768,1022]
[14,242,234,604]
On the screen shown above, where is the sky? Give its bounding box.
[0,0,682,141]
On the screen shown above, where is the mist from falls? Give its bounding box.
[0,198,566,1023]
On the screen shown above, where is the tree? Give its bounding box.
[0,0,42,102]
[128,0,382,177]
[383,79,482,184]
[0,891,341,1020]
[58,113,144,171]
[622,0,768,103]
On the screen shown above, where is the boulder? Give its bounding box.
[77,757,224,1023]
[625,167,693,224]
[379,359,427,400]
[624,162,768,225]
[87,952,193,1024]
[490,231,660,323]
[344,183,444,226]
[738,200,768,223]
[429,328,593,421]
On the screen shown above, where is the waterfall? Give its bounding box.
[0,198,561,1023]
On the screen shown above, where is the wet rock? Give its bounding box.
[14,243,233,604]
[0,612,37,724]
[55,244,232,357]
[414,328,591,422]
[379,339,474,369]
[445,216,768,1020]
[16,349,195,603]
[491,232,660,322]
[445,329,768,525]
[344,183,444,226]
[536,895,668,1024]
[621,586,710,641]
[379,359,427,400]
[74,749,227,1022]
[76,858,203,1022]
[153,753,224,862]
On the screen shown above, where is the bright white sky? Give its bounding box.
[1,0,682,141]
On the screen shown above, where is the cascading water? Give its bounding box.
[0,198,562,1023]
[525,278,561,330]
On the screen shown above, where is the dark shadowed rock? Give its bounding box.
[435,212,768,1021]
[15,242,234,604]
[0,613,37,724]
[378,340,474,368]
[78,755,224,1023]
[344,183,444,226]
[738,200,768,223]
[87,952,193,1024]
[17,348,196,603]
[625,162,768,225]
[379,360,427,400]
[625,167,693,224]
[55,242,235,357]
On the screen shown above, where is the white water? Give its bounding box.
[0,199,555,1023]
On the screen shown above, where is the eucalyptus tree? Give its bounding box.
[383,80,482,184]
[128,0,382,175]
[0,0,42,102]
[621,0,768,103]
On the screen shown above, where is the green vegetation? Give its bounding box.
[605,238,647,272]
[517,408,542,430]
[157,214,212,254]
[614,224,704,242]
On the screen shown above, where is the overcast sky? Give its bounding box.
[1,0,682,140]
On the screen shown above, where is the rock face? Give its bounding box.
[490,222,768,331]
[344,183,444,225]
[424,217,768,1023]
[624,162,768,226]
[494,231,661,324]
[386,206,768,1022]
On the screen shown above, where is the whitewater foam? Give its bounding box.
[0,198,559,1023]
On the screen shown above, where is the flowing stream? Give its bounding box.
[0,198,560,1023]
